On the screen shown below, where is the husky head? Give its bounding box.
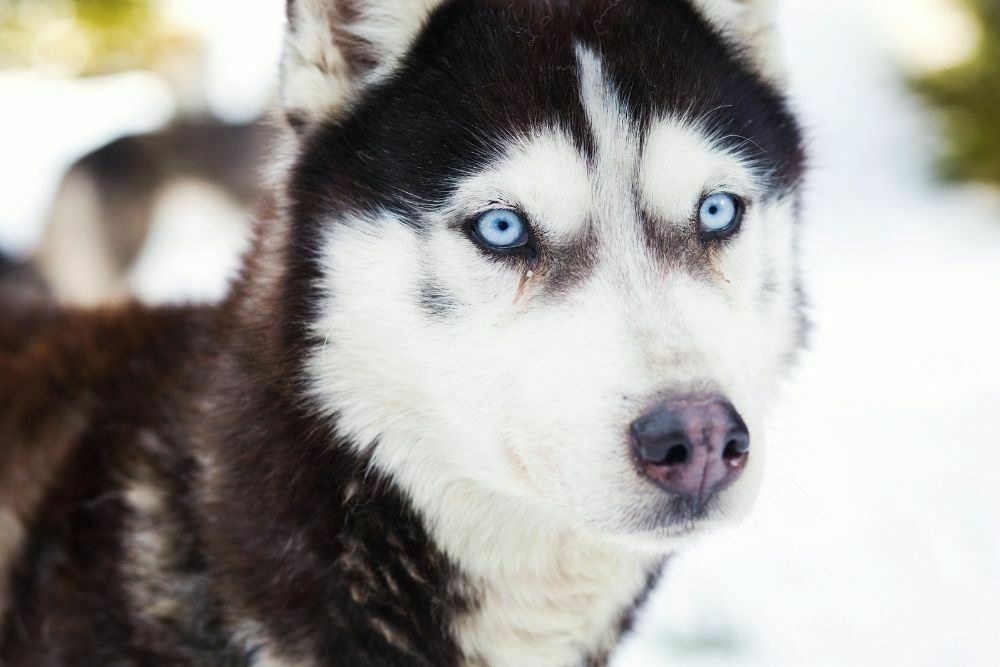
[278,0,805,553]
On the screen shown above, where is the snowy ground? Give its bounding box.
[1,1,998,665]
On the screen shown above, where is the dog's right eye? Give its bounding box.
[471,209,530,252]
[697,192,743,239]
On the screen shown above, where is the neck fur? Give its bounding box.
[378,470,665,667]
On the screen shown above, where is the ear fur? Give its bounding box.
[688,0,786,81]
[280,0,786,130]
[281,0,444,129]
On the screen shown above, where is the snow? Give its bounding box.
[0,0,998,664]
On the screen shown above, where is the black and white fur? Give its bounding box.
[0,1,805,665]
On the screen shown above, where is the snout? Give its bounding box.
[630,396,750,511]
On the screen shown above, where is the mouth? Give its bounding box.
[639,492,729,537]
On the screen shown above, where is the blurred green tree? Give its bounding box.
[916,0,1000,186]
[0,0,182,75]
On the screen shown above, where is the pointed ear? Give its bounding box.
[281,0,444,129]
[689,0,786,81]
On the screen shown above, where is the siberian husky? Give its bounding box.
[0,0,805,665]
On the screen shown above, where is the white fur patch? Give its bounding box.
[688,0,786,81]
[121,437,203,628]
[281,0,357,121]
[455,531,657,667]
[282,0,444,123]
[252,648,317,667]
[234,622,318,667]
[575,44,640,234]
[640,117,760,225]
[348,0,444,70]
[448,129,592,242]
[123,479,179,619]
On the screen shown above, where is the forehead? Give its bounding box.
[295,0,803,218]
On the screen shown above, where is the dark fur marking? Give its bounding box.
[420,280,461,318]
[759,268,781,305]
[0,254,48,307]
[587,565,666,666]
[537,225,601,297]
[639,208,721,281]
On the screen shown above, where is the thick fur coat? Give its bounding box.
[0,1,805,665]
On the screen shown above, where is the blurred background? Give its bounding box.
[1,0,998,665]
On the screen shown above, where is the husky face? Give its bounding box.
[286,0,805,550]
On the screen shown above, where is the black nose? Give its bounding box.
[630,396,750,508]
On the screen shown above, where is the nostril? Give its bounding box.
[722,433,750,461]
[663,442,690,466]
[635,437,692,466]
[632,419,693,466]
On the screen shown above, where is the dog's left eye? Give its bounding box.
[698,192,743,237]
[472,209,529,250]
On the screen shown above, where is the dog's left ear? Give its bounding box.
[689,0,786,81]
[281,0,444,130]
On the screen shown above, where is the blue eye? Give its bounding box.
[698,193,743,236]
[473,209,529,250]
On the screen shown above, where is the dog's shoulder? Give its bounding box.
[0,299,215,464]
[0,299,227,663]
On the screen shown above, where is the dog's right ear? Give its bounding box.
[281,0,444,130]
[689,0,786,81]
